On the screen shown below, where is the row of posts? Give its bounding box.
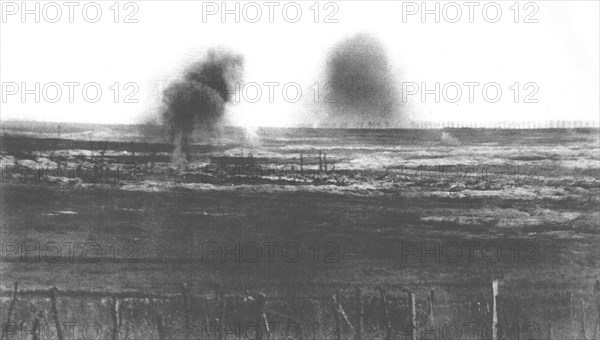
[5,280,599,340]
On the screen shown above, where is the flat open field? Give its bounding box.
[1,124,599,339]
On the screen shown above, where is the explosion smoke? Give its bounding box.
[325,33,400,126]
[162,49,244,163]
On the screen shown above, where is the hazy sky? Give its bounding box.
[1,1,598,127]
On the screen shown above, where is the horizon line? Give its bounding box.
[1,119,599,130]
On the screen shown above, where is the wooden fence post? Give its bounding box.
[379,288,392,340]
[408,292,417,340]
[111,296,120,340]
[218,291,226,340]
[330,294,342,340]
[492,280,498,340]
[200,296,210,335]
[155,315,166,340]
[181,283,191,340]
[568,292,574,323]
[32,312,42,340]
[428,289,435,325]
[355,288,363,340]
[595,280,600,340]
[50,287,65,340]
[3,282,18,340]
[333,292,354,331]
[581,299,588,340]
[256,293,270,340]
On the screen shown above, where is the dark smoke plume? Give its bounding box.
[325,33,400,126]
[162,49,243,162]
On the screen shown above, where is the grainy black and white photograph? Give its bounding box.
[0,1,599,339]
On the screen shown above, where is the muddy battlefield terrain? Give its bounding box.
[1,124,599,339]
